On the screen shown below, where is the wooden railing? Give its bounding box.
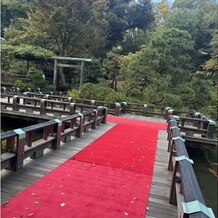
[1,92,170,117]
[1,107,107,171]
[167,115,215,218]
[121,102,167,117]
[0,95,100,117]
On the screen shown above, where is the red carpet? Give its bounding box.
[1,116,167,218]
[107,115,167,129]
[73,116,167,175]
[2,160,152,218]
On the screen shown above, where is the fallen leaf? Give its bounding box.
[32,193,38,197]
[60,203,65,207]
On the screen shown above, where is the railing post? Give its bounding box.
[143,104,148,116]
[2,87,6,94]
[14,129,26,171]
[100,107,107,123]
[91,100,95,105]
[53,119,62,149]
[206,120,216,139]
[122,102,127,114]
[16,87,20,95]
[164,107,171,119]
[76,113,83,137]
[167,109,174,122]
[12,95,19,111]
[115,103,121,116]
[70,103,76,114]
[40,99,46,115]
[92,109,98,129]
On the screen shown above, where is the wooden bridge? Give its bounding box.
[1,92,217,218]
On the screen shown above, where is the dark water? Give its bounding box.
[1,117,38,132]
[1,117,42,153]
[1,118,217,216]
[187,145,218,217]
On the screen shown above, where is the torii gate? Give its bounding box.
[52,56,92,90]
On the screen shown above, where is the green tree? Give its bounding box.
[150,27,195,84]
[5,0,108,56]
[101,46,123,90]
[106,0,154,49]
[1,0,35,37]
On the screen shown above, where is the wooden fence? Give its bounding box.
[1,107,107,171]
[1,92,170,117]
[167,115,215,218]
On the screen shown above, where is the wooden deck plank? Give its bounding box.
[145,130,177,218]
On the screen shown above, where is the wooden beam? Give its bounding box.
[56,63,81,69]
[51,56,92,62]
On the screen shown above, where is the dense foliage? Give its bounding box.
[1,0,217,119]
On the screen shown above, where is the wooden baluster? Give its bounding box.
[27,132,33,147]
[169,161,178,205]
[14,129,26,171]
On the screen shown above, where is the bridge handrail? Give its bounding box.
[1,107,107,171]
[167,115,215,218]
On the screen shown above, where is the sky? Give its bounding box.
[152,0,174,5]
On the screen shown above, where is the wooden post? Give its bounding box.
[12,95,19,111]
[40,99,46,115]
[206,120,216,139]
[76,114,83,137]
[80,61,84,87]
[53,59,58,90]
[143,104,148,116]
[115,103,121,116]
[98,107,107,123]
[167,109,174,122]
[122,102,127,114]
[2,87,6,94]
[91,100,95,105]
[14,129,26,171]
[92,110,98,129]
[53,119,62,149]
[70,103,76,114]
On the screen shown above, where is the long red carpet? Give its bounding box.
[1,116,167,218]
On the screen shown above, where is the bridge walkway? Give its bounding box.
[1,115,177,218]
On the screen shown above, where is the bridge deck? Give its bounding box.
[1,115,177,217]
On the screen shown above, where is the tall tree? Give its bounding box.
[1,0,35,37]
[5,0,108,56]
[106,0,154,49]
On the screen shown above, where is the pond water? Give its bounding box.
[1,117,217,216]
[187,145,217,217]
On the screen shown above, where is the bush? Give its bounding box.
[68,83,128,102]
